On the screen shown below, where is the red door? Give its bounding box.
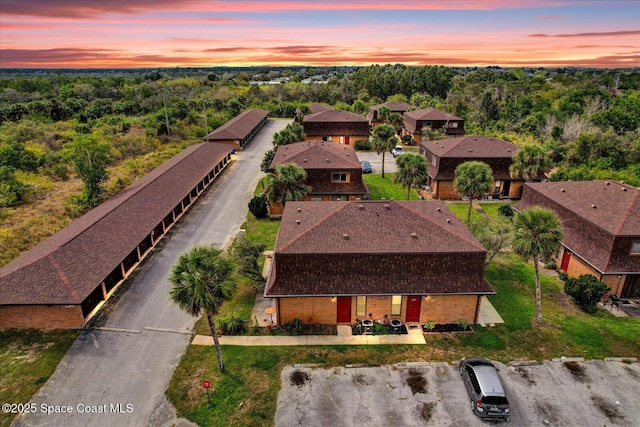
[345,136,350,145]
[337,297,351,323]
[561,249,571,272]
[406,296,421,323]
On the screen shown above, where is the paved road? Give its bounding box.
[13,119,290,427]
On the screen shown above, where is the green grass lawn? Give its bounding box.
[478,202,513,219]
[363,174,420,200]
[444,201,482,222]
[0,329,79,427]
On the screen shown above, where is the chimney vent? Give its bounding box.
[561,189,565,192]
[437,207,442,212]
[446,219,451,223]
[411,232,418,238]
[342,233,349,239]
[296,220,300,224]
[297,208,302,212]
[384,204,390,210]
[358,204,364,210]
[591,204,597,209]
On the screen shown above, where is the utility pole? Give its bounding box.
[203,100,208,135]
[161,88,170,135]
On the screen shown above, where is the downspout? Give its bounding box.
[474,295,481,323]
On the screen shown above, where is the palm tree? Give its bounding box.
[510,144,552,181]
[372,124,398,179]
[267,163,311,209]
[512,207,563,324]
[394,153,427,200]
[377,106,391,123]
[169,245,237,372]
[453,161,493,223]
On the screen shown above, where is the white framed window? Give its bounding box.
[356,296,366,317]
[332,172,349,182]
[391,296,402,316]
[327,136,333,142]
[447,122,458,128]
[339,136,344,144]
[631,241,640,255]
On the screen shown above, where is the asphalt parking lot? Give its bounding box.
[357,151,398,174]
[275,360,640,426]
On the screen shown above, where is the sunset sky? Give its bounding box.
[1,0,639,68]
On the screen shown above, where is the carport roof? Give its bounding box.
[0,143,232,305]
[203,108,268,141]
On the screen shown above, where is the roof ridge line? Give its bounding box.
[613,186,640,236]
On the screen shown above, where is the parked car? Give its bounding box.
[459,357,510,421]
[391,145,405,157]
[360,160,372,173]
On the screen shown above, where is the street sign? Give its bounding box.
[203,380,211,389]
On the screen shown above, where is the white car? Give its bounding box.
[391,145,405,157]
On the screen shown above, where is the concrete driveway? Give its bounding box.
[275,360,640,426]
[13,119,290,427]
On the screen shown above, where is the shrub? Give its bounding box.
[422,320,435,331]
[564,274,610,313]
[216,317,229,334]
[248,195,269,219]
[354,139,372,150]
[227,316,246,334]
[498,204,514,218]
[283,318,305,335]
[544,260,558,270]
[401,134,415,145]
[558,271,569,281]
[455,318,469,330]
[372,322,388,335]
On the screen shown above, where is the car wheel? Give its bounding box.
[459,365,464,375]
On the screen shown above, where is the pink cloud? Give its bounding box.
[530,30,640,38]
[534,15,568,20]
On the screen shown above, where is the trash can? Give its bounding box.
[362,319,373,334]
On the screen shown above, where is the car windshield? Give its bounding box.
[482,396,509,405]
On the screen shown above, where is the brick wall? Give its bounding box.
[434,180,459,199]
[566,250,599,278]
[0,305,84,328]
[420,294,478,324]
[277,294,480,325]
[278,297,336,324]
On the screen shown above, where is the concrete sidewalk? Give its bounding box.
[192,325,427,346]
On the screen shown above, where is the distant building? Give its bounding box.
[202,108,268,150]
[420,136,524,200]
[267,140,368,215]
[367,101,411,128]
[403,108,465,142]
[302,107,370,146]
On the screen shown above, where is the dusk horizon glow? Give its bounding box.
[1,0,639,69]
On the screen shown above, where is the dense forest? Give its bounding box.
[0,65,639,266]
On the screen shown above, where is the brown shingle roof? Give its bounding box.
[203,108,268,141]
[0,143,232,305]
[404,108,463,133]
[514,181,639,236]
[265,201,494,297]
[308,103,332,114]
[514,181,640,273]
[422,136,519,180]
[303,109,368,124]
[270,140,361,170]
[367,102,411,121]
